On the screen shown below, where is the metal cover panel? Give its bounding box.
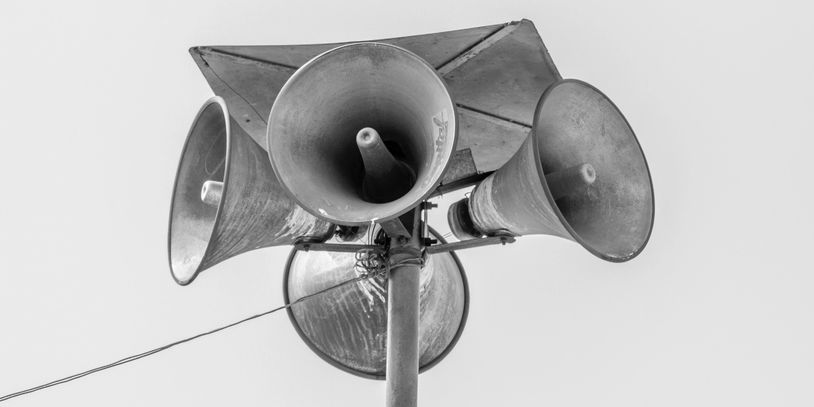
[209,23,501,69]
[189,19,560,191]
[443,20,561,127]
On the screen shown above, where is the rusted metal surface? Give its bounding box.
[451,80,655,262]
[167,97,334,285]
[267,43,458,225]
[283,229,468,380]
[189,19,561,191]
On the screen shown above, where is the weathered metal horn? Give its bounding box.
[283,228,468,379]
[448,79,655,262]
[267,42,458,225]
[168,97,334,285]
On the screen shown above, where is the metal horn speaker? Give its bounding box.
[168,97,334,285]
[283,227,468,379]
[448,79,654,262]
[267,42,458,225]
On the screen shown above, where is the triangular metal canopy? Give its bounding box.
[190,19,561,191]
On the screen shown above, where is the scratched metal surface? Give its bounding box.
[189,19,561,191]
[466,80,654,262]
[168,98,334,285]
[283,230,468,379]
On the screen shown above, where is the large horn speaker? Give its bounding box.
[267,42,458,225]
[168,97,334,285]
[448,80,654,262]
[283,228,468,379]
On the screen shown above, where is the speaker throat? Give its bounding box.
[356,127,417,204]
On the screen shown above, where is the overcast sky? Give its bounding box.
[1,0,813,406]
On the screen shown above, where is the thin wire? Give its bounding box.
[0,271,380,403]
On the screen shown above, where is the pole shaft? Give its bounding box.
[385,245,421,407]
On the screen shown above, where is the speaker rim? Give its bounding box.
[532,79,655,262]
[266,42,459,225]
[281,226,470,380]
[167,96,233,286]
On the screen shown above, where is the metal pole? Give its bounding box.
[385,239,422,407]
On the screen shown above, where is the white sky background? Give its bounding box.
[1,0,813,406]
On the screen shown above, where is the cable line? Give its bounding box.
[0,259,393,404]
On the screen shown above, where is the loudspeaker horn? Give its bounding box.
[448,79,654,262]
[168,97,334,285]
[267,42,458,225]
[283,227,468,379]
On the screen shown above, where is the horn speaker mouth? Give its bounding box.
[267,42,458,225]
[168,97,231,285]
[283,227,469,379]
[535,79,655,262]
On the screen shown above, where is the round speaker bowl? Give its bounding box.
[282,228,468,379]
